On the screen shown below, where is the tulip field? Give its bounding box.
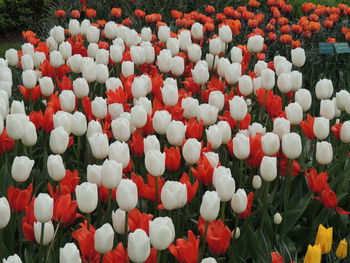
[1,0,350,262]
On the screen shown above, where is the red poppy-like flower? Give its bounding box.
[239,192,254,219]
[128,208,153,235]
[185,118,203,140]
[72,222,99,261]
[179,172,198,203]
[198,217,231,254]
[22,199,36,242]
[129,129,144,156]
[300,114,316,139]
[55,10,66,18]
[111,8,122,18]
[191,155,215,185]
[7,184,33,213]
[271,251,284,263]
[103,243,128,263]
[169,230,200,263]
[53,194,80,226]
[0,128,16,155]
[164,147,182,172]
[305,167,329,194]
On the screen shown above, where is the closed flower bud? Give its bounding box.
[143,135,160,154]
[336,239,347,259]
[127,229,150,263]
[86,26,100,43]
[320,99,335,120]
[182,138,201,164]
[5,48,18,67]
[75,182,98,213]
[0,197,11,229]
[141,27,152,42]
[261,132,280,156]
[225,63,241,84]
[231,189,248,214]
[131,77,147,99]
[200,191,220,221]
[316,79,333,100]
[22,121,37,146]
[104,21,117,39]
[295,88,311,111]
[34,221,54,245]
[247,35,264,53]
[277,73,292,93]
[188,44,202,63]
[316,141,333,165]
[192,62,209,85]
[232,134,250,160]
[67,54,82,74]
[59,90,76,112]
[219,25,232,43]
[10,100,24,114]
[261,69,275,90]
[150,217,175,250]
[109,103,124,119]
[109,141,130,168]
[286,102,303,125]
[110,45,123,63]
[162,84,178,106]
[248,122,266,136]
[252,175,262,189]
[39,77,54,97]
[112,208,128,234]
[116,179,138,211]
[89,132,109,159]
[6,113,26,140]
[21,54,34,70]
[208,90,224,111]
[59,42,72,60]
[52,26,65,44]
[206,125,222,149]
[254,61,267,76]
[313,117,329,140]
[80,19,91,35]
[34,193,53,222]
[72,111,87,136]
[161,181,187,210]
[86,120,102,138]
[153,110,171,135]
[101,159,123,189]
[171,56,184,76]
[196,103,218,126]
[217,121,231,143]
[158,26,170,42]
[230,96,247,121]
[50,127,69,154]
[50,50,64,68]
[167,38,179,56]
[2,254,22,263]
[96,64,109,84]
[217,58,230,78]
[166,120,187,146]
[95,49,109,65]
[213,167,236,202]
[69,19,80,36]
[91,97,107,119]
[238,75,253,96]
[290,71,302,91]
[47,154,65,181]
[315,224,333,254]
[131,105,147,128]
[336,90,349,111]
[60,243,82,263]
[340,121,350,143]
[191,22,203,40]
[209,38,221,55]
[94,223,114,254]
[230,47,242,63]
[282,133,302,159]
[273,117,290,140]
[273,213,282,224]
[291,47,305,67]
[81,59,97,83]
[130,46,146,65]
[157,49,172,73]
[182,97,199,119]
[145,150,165,177]
[87,165,102,186]
[22,69,37,89]
[54,111,73,134]
[260,156,277,182]
[111,117,130,141]
[201,258,217,263]
[46,37,58,51]
[121,61,134,77]
[275,60,292,77]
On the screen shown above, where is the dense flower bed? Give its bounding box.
[0,0,350,262]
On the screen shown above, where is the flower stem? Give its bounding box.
[87,213,91,231]
[220,202,226,222]
[124,211,129,247]
[39,222,45,263]
[283,159,293,212]
[106,188,112,222]
[260,181,270,229]
[45,223,60,263]
[199,221,209,260]
[155,176,159,216]
[99,254,103,263]
[156,250,161,263]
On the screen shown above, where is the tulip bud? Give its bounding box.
[89,132,109,159]
[260,156,277,182]
[91,97,107,119]
[49,127,69,154]
[196,103,218,126]
[285,102,303,125]
[261,69,275,90]
[59,42,72,60]
[53,111,73,134]
[95,64,109,84]
[208,91,224,111]
[239,75,253,96]
[233,227,240,239]
[127,229,150,263]
[145,150,165,177]
[192,62,209,85]
[291,47,305,67]
[290,71,302,91]
[11,156,34,183]
[5,48,18,67]
[273,117,290,140]
[201,258,217,263]
[59,90,75,113]
[313,117,329,140]
[39,77,54,97]
[219,25,232,43]
[254,61,267,77]
[152,110,170,135]
[22,121,37,147]
[216,121,231,144]
[336,90,349,111]
[34,193,53,223]
[181,97,199,119]
[217,58,230,78]
[200,191,220,221]
[188,44,202,63]
[247,35,264,53]
[47,154,66,182]
[230,96,247,121]
[340,121,350,143]
[213,167,236,202]
[34,221,54,245]
[130,46,145,65]
[295,88,311,111]
[0,197,10,229]
[2,254,22,263]
[94,223,114,254]
[110,45,123,63]
[277,73,292,93]
[130,105,147,128]
[116,179,138,212]
[131,77,147,99]
[6,113,27,140]
[316,141,333,165]
[315,79,333,100]
[158,25,170,42]
[75,182,98,213]
[149,217,175,250]
[232,134,250,160]
[71,111,87,136]
[248,122,266,136]
[161,181,187,210]
[182,138,201,165]
[273,213,282,224]
[231,189,248,214]
[10,101,24,115]
[167,38,179,56]
[121,61,134,77]
[230,47,242,63]
[52,26,65,44]
[108,142,129,169]
[22,69,37,89]
[86,26,100,43]
[87,165,102,186]
[252,175,262,189]
[69,19,80,36]
[101,159,123,189]
[225,63,241,84]
[206,125,222,149]
[191,22,203,40]
[111,117,130,142]
[50,50,64,68]
[157,50,172,73]
[282,133,302,159]
[162,84,179,106]
[262,132,280,156]
[33,52,46,69]
[314,224,332,254]
[141,27,152,41]
[60,243,82,263]
[171,56,184,76]
[80,19,91,35]
[109,103,124,120]
[336,239,348,259]
[166,120,187,146]
[21,54,34,70]
[320,99,335,120]
[112,208,128,234]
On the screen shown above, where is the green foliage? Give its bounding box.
[0,43,21,58]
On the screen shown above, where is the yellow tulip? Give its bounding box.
[336,239,348,259]
[314,224,332,254]
[304,244,321,263]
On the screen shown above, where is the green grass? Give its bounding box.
[0,43,22,59]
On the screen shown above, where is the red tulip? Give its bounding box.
[103,243,128,263]
[191,155,214,185]
[53,194,80,226]
[164,147,181,171]
[0,128,15,155]
[71,222,99,261]
[300,114,316,139]
[7,184,33,213]
[169,230,199,263]
[22,199,36,242]
[128,208,153,235]
[129,129,144,156]
[305,168,329,194]
[185,118,204,140]
[179,172,198,203]
[271,251,284,263]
